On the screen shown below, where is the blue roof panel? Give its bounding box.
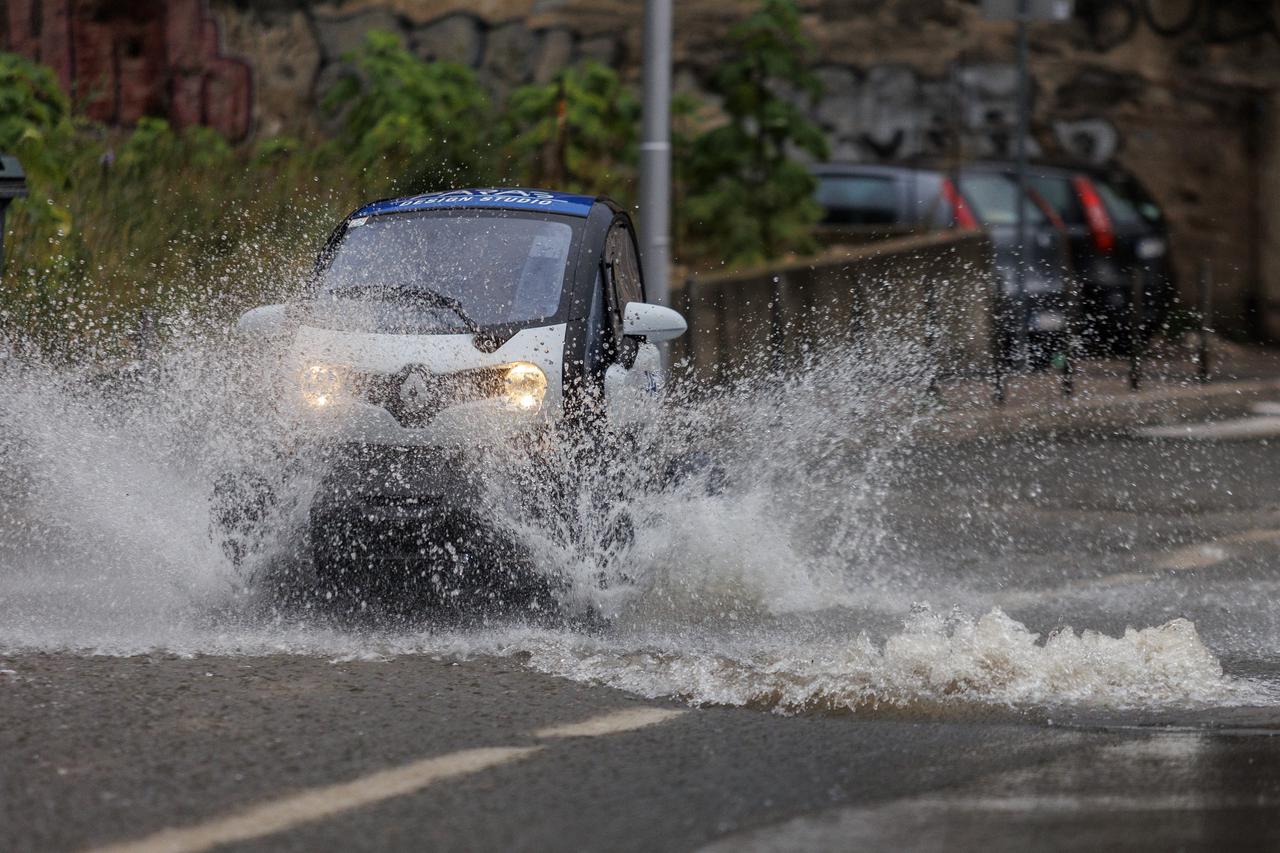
[355,188,596,219]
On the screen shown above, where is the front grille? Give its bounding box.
[353,366,505,427]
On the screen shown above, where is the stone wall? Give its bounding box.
[2,0,252,139]
[3,0,1280,336]
[670,230,996,384]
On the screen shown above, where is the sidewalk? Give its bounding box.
[928,336,1280,441]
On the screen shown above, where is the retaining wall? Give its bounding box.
[669,230,996,383]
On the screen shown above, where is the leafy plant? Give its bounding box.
[683,0,827,263]
[503,61,640,199]
[322,30,495,196]
[0,54,364,354]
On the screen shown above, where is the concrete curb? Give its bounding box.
[924,377,1280,443]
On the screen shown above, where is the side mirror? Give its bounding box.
[236,304,288,338]
[623,301,687,342]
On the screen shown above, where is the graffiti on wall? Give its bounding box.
[1,0,252,139]
[0,0,1184,164]
[812,61,1121,165]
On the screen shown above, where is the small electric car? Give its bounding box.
[229,188,687,616]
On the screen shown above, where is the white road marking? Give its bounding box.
[1152,543,1230,572]
[1134,415,1280,441]
[90,747,540,853]
[535,706,686,738]
[996,527,1280,606]
[89,706,686,853]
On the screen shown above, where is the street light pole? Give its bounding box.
[639,0,673,308]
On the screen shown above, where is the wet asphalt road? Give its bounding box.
[5,410,1280,852]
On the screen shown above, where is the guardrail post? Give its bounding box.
[925,266,940,398]
[991,271,1006,405]
[0,198,9,276]
[769,273,785,373]
[1129,266,1145,391]
[1061,274,1080,398]
[680,276,694,375]
[1197,261,1212,384]
[850,268,865,343]
[714,281,728,385]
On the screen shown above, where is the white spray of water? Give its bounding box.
[0,330,1260,711]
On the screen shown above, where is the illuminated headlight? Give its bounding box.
[502,362,547,412]
[302,363,344,408]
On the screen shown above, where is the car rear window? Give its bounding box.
[1094,180,1144,226]
[1099,175,1163,226]
[957,173,1045,226]
[1029,175,1086,226]
[815,175,900,225]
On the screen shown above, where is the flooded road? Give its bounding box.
[4,380,1280,849]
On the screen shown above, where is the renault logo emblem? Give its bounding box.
[399,369,433,409]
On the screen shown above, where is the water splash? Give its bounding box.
[0,327,1260,712]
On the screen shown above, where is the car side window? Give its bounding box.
[603,222,641,366]
[607,223,643,305]
[815,175,900,225]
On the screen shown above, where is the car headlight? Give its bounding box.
[502,362,547,412]
[302,363,344,408]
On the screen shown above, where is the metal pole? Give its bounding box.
[0,200,8,277]
[1061,275,1077,398]
[639,0,673,309]
[1129,266,1144,391]
[769,274,785,373]
[1013,0,1031,371]
[992,271,1006,405]
[1198,260,1212,383]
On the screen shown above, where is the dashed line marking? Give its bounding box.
[535,706,685,738]
[1135,415,1280,441]
[995,527,1280,606]
[88,706,686,853]
[1151,543,1230,572]
[90,747,540,853]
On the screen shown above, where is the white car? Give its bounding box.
[225,188,686,618]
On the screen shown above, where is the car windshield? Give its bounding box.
[958,173,1046,226]
[314,211,575,332]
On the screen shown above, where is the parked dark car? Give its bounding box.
[965,160,1176,353]
[813,162,1073,364]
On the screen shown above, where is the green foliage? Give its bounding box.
[684,0,828,263]
[323,30,494,196]
[0,69,363,352]
[0,52,73,183]
[503,61,640,199]
[0,52,77,255]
